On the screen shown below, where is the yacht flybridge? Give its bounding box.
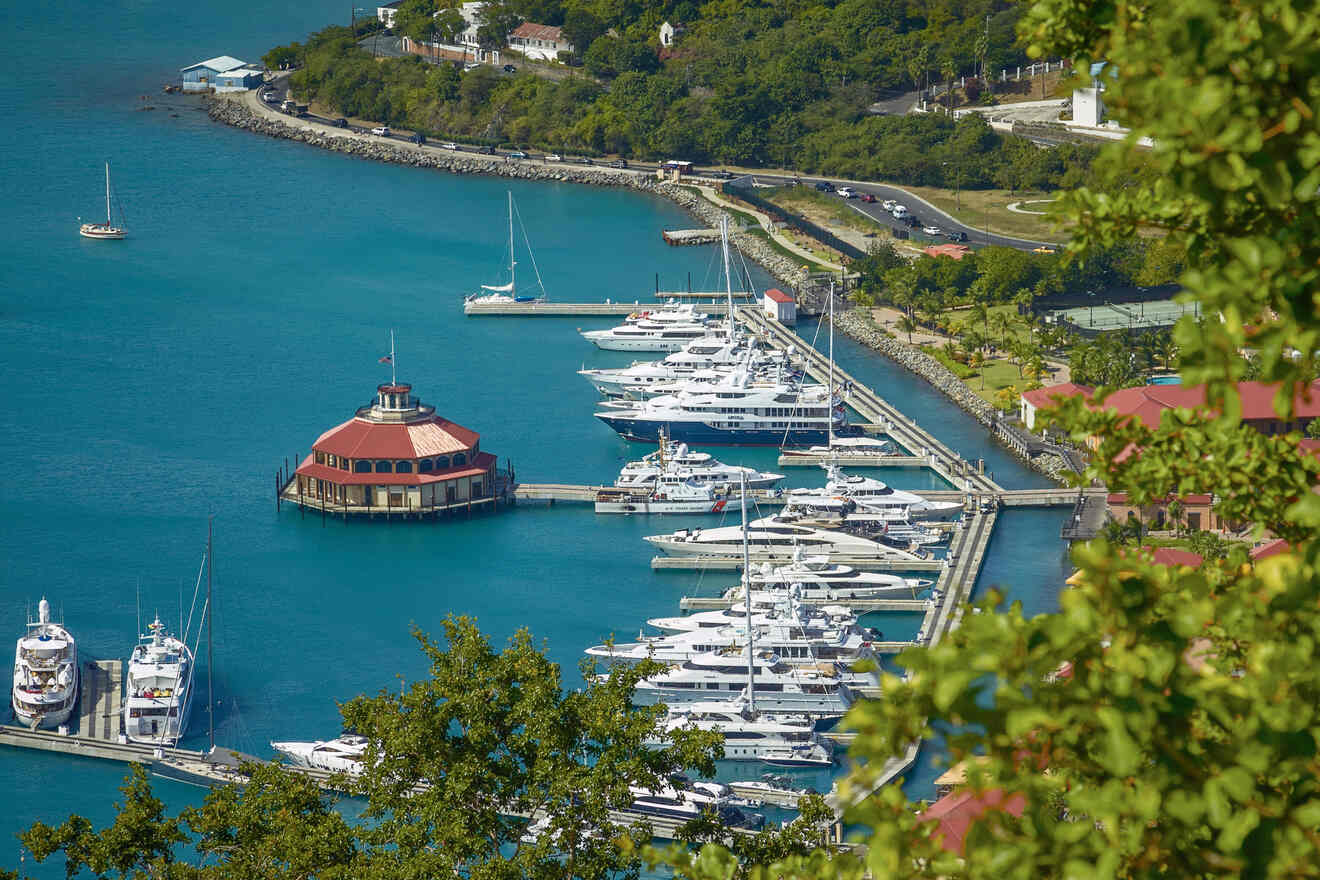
[11,598,79,730]
[579,339,796,399]
[124,617,195,745]
[724,553,932,602]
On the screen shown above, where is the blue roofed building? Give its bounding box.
[180,56,248,92]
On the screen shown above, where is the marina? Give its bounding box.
[464,300,733,315]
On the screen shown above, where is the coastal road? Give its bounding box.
[254,78,1055,252]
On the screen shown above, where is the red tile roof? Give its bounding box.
[311,415,480,461]
[1249,538,1291,560]
[1021,382,1094,409]
[295,452,495,486]
[1107,492,1212,505]
[1096,381,1320,428]
[923,244,971,260]
[511,22,563,42]
[1146,547,1204,568]
[764,288,794,303]
[922,789,1026,855]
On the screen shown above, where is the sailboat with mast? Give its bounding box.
[79,162,126,240]
[464,192,547,305]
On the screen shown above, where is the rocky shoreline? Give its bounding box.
[205,97,804,287]
[207,95,1065,483]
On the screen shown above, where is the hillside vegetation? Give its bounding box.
[267,0,1096,188]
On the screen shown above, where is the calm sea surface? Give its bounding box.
[0,0,1068,868]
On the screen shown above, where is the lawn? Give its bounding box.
[901,186,1071,243]
[761,187,892,238]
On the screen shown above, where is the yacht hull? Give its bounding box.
[597,415,857,446]
[582,335,699,353]
[595,498,737,514]
[12,694,77,730]
[634,686,849,716]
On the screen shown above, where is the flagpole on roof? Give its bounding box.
[390,329,396,386]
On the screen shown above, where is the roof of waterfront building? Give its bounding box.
[1021,382,1094,409]
[764,288,794,303]
[510,22,564,41]
[181,56,246,73]
[921,788,1026,855]
[310,382,481,460]
[1024,380,1320,427]
[923,244,971,260]
[296,455,494,485]
[1145,547,1205,568]
[1249,538,1291,560]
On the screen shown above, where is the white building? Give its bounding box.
[1072,61,1111,127]
[180,56,247,92]
[659,21,685,48]
[763,288,796,324]
[377,0,403,28]
[508,22,571,61]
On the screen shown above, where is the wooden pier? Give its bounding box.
[739,307,1004,495]
[79,658,124,741]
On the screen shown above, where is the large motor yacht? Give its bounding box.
[271,733,370,774]
[595,473,744,515]
[581,317,713,352]
[644,514,925,561]
[123,617,196,745]
[628,780,763,829]
[614,435,783,491]
[596,370,858,446]
[578,336,753,397]
[629,648,859,717]
[785,465,964,520]
[11,598,79,730]
[652,696,834,768]
[726,553,932,601]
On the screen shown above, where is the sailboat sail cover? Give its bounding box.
[481,282,515,293]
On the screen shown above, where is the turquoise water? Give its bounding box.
[1148,376,1181,385]
[1,0,1069,868]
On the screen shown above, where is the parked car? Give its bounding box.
[859,192,876,203]
[262,92,280,103]
[813,181,835,192]
[545,153,563,162]
[922,225,942,236]
[411,132,426,144]
[836,186,856,199]
[440,141,459,150]
[371,125,390,136]
[881,199,896,211]
[463,61,481,71]
[502,64,518,73]
[507,150,528,159]
[332,117,348,128]
[580,157,594,165]
[946,230,969,242]
[477,145,495,154]
[608,159,628,168]
[890,204,909,219]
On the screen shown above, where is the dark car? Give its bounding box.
[903,215,919,227]
[813,181,835,192]
[859,192,876,203]
[507,150,528,159]
[945,230,969,242]
[332,117,348,128]
[581,157,594,165]
[502,64,517,73]
[411,132,426,144]
[477,145,495,154]
[708,170,734,180]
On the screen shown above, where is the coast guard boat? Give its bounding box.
[11,598,79,730]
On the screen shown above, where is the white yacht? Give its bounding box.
[614,436,783,491]
[464,192,547,305]
[79,162,126,240]
[595,473,745,514]
[786,465,964,520]
[271,733,369,774]
[578,337,754,397]
[629,780,763,829]
[622,300,710,325]
[587,603,880,671]
[644,514,925,561]
[123,617,196,745]
[729,554,932,600]
[781,435,897,458]
[581,317,713,352]
[596,370,857,446]
[654,696,833,768]
[630,648,857,717]
[11,598,79,730]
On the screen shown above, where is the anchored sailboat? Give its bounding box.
[79,162,127,240]
[465,192,547,304]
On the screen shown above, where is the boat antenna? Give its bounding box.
[828,280,835,453]
[206,516,214,755]
[741,470,755,715]
[720,217,735,341]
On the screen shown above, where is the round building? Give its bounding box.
[284,382,501,518]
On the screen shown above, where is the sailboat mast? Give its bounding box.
[105,163,112,226]
[508,192,516,298]
[740,470,754,714]
[828,281,835,449]
[720,217,735,341]
[206,517,214,754]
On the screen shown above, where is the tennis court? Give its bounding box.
[1052,298,1200,332]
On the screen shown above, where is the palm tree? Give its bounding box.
[990,310,1016,350]
[940,55,958,111]
[897,315,917,344]
[967,303,990,353]
[969,349,987,389]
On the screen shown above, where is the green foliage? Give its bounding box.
[1067,330,1145,388]
[262,43,302,70]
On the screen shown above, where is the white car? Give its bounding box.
[922,225,942,236]
[836,186,856,198]
[881,199,896,211]
[440,141,459,150]
[891,205,909,219]
[545,153,563,162]
[371,126,390,136]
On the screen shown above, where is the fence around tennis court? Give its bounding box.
[1051,298,1200,333]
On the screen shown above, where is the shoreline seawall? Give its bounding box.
[206,95,1067,484]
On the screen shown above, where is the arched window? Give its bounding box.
[395,460,413,473]
[375,460,393,473]
[419,459,433,473]
[354,460,371,473]
[452,453,467,467]
[435,455,450,469]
